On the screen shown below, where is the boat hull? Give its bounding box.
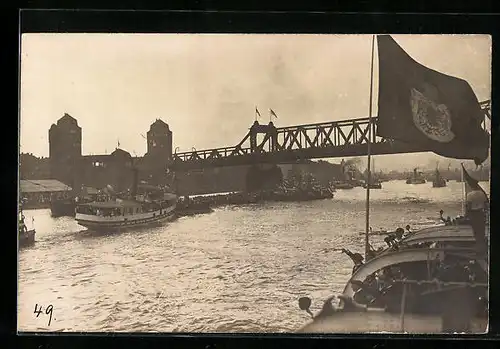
[406,179,426,184]
[363,184,382,189]
[75,206,176,232]
[19,229,36,248]
[50,199,76,217]
[333,183,354,190]
[297,310,487,334]
[176,207,214,217]
[432,181,447,188]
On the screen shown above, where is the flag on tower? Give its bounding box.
[376,35,490,165]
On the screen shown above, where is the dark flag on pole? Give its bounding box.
[255,107,261,118]
[376,35,489,165]
[461,163,489,204]
[270,108,278,119]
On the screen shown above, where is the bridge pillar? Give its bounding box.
[250,121,259,153]
[245,164,283,193]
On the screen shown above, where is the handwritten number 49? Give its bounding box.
[34,303,53,326]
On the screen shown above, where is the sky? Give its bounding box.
[20,34,491,171]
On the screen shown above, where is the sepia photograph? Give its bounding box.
[18,33,490,334]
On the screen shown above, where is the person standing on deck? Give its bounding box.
[462,164,489,255]
[341,248,364,274]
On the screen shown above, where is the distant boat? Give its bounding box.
[363,158,382,189]
[50,197,77,217]
[432,168,447,188]
[19,205,35,248]
[332,181,354,190]
[362,181,382,189]
[50,186,101,218]
[406,168,426,184]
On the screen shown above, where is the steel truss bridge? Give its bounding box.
[169,100,491,171]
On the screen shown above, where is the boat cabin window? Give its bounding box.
[76,205,122,217]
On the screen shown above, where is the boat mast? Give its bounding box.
[461,163,466,215]
[365,34,376,259]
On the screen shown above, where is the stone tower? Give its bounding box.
[146,119,172,160]
[144,119,173,185]
[48,113,82,187]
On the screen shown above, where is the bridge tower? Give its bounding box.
[246,120,281,192]
[144,119,173,185]
[249,121,278,153]
[146,119,172,159]
[48,113,82,187]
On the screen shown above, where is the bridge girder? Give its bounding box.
[169,102,491,172]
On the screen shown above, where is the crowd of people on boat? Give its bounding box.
[75,205,121,217]
[336,186,489,315]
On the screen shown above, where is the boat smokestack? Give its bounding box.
[131,167,139,198]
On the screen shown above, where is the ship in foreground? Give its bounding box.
[295,34,490,334]
[297,218,488,333]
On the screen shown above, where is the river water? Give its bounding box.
[17,180,489,333]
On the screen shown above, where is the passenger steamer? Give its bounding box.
[75,172,178,232]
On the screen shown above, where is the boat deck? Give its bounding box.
[297,310,487,333]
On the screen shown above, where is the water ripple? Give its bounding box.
[18,181,486,332]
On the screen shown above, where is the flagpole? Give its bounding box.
[365,34,376,260]
[461,163,466,215]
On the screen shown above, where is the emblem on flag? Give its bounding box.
[410,88,455,143]
[376,34,489,165]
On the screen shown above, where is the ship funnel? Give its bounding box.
[106,184,115,194]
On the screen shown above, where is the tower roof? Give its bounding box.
[150,118,170,131]
[111,148,132,158]
[56,113,80,127]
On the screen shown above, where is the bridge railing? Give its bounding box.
[173,145,252,162]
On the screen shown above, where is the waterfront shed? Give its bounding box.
[20,179,72,208]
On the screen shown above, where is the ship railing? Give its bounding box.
[393,278,488,332]
[392,278,488,288]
